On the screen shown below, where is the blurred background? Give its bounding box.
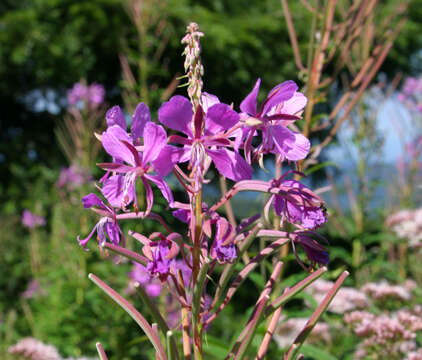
[1,0,422,359]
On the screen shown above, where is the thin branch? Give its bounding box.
[231,262,283,360]
[89,273,167,360]
[219,176,237,228]
[205,237,290,327]
[283,271,349,359]
[281,0,306,71]
[255,306,283,360]
[96,342,108,360]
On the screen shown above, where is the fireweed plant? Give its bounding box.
[78,23,349,359]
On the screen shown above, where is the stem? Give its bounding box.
[210,223,263,309]
[283,271,349,359]
[219,176,237,228]
[182,306,191,360]
[205,237,290,327]
[136,284,180,360]
[96,342,108,360]
[192,188,203,282]
[230,262,283,360]
[264,266,327,318]
[255,306,283,360]
[103,242,148,265]
[192,259,210,358]
[88,273,167,360]
[167,331,176,360]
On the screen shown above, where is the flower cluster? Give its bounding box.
[22,210,46,229]
[78,23,332,357]
[362,280,416,302]
[56,165,92,191]
[274,317,331,348]
[22,279,44,299]
[398,76,422,114]
[386,208,422,248]
[9,338,93,360]
[78,77,328,267]
[305,279,368,314]
[67,82,105,107]
[345,307,422,359]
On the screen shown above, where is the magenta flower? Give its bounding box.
[105,102,151,143]
[210,217,237,264]
[22,210,46,229]
[77,193,122,248]
[128,263,162,297]
[142,233,180,281]
[172,259,192,288]
[294,231,329,267]
[99,109,180,212]
[270,177,327,230]
[67,82,105,107]
[56,165,91,190]
[87,83,105,105]
[158,95,252,181]
[22,280,43,299]
[238,78,310,162]
[67,82,87,105]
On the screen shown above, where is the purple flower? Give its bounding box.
[294,231,329,267]
[172,259,192,288]
[67,82,105,107]
[128,263,162,297]
[67,83,87,105]
[99,105,180,212]
[142,233,180,281]
[87,83,105,105]
[238,78,309,162]
[146,241,174,281]
[105,102,151,143]
[158,95,252,181]
[210,217,237,264]
[56,165,91,190]
[22,280,43,299]
[22,210,46,229]
[271,178,327,230]
[77,193,122,248]
[402,77,421,96]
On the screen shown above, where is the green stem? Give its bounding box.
[192,259,210,359]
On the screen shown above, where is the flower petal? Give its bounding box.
[202,92,220,112]
[101,175,131,208]
[150,145,182,177]
[142,176,154,216]
[158,95,193,137]
[145,174,174,206]
[145,175,174,206]
[207,148,252,181]
[77,224,98,248]
[240,78,261,116]
[142,122,168,164]
[132,102,151,140]
[82,193,106,209]
[271,125,310,161]
[102,125,136,166]
[105,221,121,245]
[205,103,240,134]
[106,106,127,130]
[97,162,134,173]
[280,92,307,116]
[261,80,298,116]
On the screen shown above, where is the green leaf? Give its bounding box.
[304,162,338,176]
[300,344,337,360]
